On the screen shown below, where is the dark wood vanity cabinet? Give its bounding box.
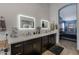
[11,33,56,55]
[49,34,56,45]
[47,34,56,49]
[11,40,33,55]
[32,38,41,54]
[11,42,24,55]
[41,36,48,53]
[23,40,33,55]
[11,39,42,55]
[41,34,56,53]
[23,38,41,55]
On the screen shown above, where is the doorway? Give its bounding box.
[58,4,77,42]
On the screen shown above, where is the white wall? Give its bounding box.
[49,3,69,23]
[0,3,50,30]
[77,4,79,50]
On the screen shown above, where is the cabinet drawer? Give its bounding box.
[11,50,23,55]
[11,42,23,55]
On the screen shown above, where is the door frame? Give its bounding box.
[58,3,77,44]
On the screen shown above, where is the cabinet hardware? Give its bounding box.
[14,44,22,47]
[16,53,22,55]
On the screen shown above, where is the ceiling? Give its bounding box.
[60,4,76,21]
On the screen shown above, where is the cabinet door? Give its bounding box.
[32,38,41,54]
[45,34,56,49]
[23,40,33,55]
[41,36,48,53]
[49,34,56,45]
[11,42,23,55]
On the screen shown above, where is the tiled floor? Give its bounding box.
[42,39,79,55]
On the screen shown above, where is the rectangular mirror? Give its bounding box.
[18,14,35,30]
[41,20,49,29]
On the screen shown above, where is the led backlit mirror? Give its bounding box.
[41,20,49,29]
[18,14,35,30]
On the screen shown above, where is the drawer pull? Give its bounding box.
[14,44,22,47]
[16,53,22,55]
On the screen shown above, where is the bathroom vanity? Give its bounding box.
[9,30,57,55]
[0,14,58,55]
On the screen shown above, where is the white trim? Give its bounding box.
[17,14,36,30]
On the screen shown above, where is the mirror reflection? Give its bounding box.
[18,14,35,29]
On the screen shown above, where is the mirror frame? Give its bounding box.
[18,14,36,30]
[41,19,50,29]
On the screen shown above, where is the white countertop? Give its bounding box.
[0,30,58,55]
[8,30,58,44]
